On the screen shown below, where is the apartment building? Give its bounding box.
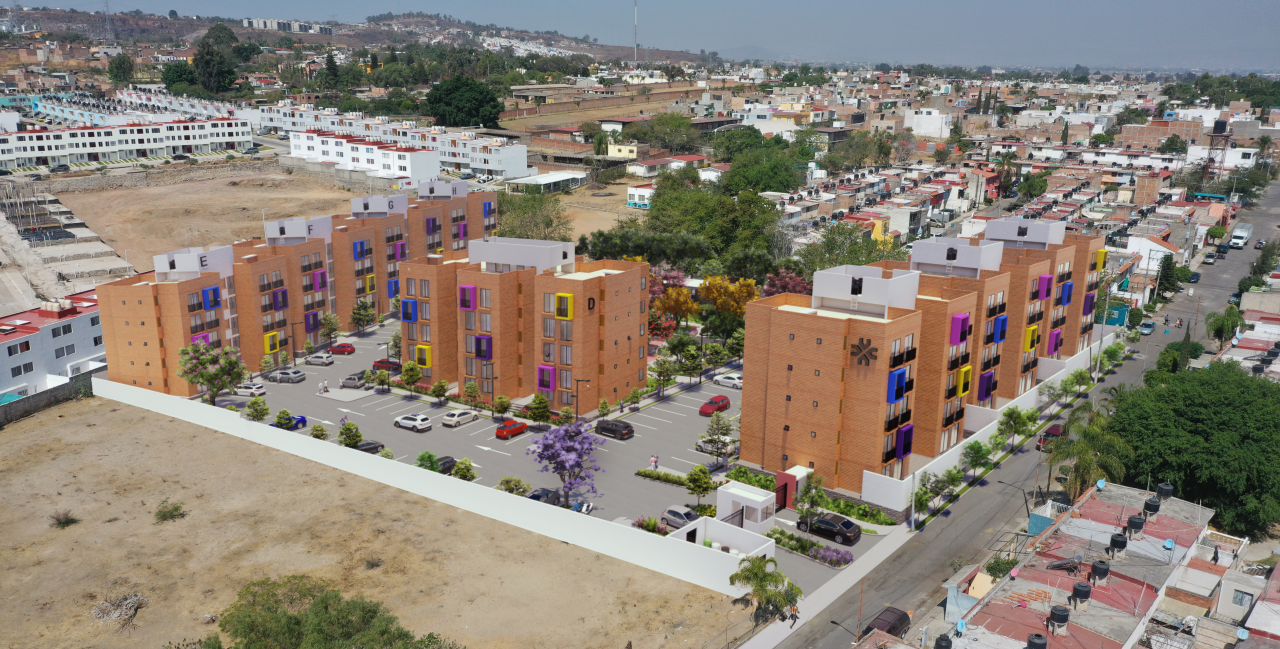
[0,291,106,399]
[97,191,498,397]
[115,88,257,124]
[398,238,649,411]
[264,101,532,178]
[288,131,440,180]
[0,117,254,170]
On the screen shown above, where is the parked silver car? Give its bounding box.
[305,353,334,366]
[340,373,366,389]
[268,369,306,383]
[660,505,700,530]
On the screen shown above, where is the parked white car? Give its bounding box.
[713,373,743,389]
[234,382,266,397]
[394,413,432,432]
[441,411,478,427]
[305,353,334,366]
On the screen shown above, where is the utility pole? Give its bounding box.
[633,0,637,65]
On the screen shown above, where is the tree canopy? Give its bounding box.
[422,75,503,128]
[1108,362,1280,536]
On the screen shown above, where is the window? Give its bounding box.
[559,369,573,391]
[406,278,415,296]
[479,312,491,332]
[7,341,29,356]
[560,320,573,341]
[93,335,103,346]
[419,279,430,297]
[420,324,431,342]
[51,323,72,338]
[560,345,573,365]
[544,292,555,313]
[479,288,491,308]
[1233,590,1254,608]
[54,344,75,358]
[543,342,555,362]
[543,317,555,338]
[465,357,476,376]
[464,311,476,331]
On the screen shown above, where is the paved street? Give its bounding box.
[786,180,1280,649]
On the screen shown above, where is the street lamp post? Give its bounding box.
[288,321,303,367]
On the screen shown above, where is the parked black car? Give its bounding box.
[528,488,562,505]
[797,512,862,545]
[355,440,385,454]
[595,419,635,440]
[49,164,71,173]
[171,154,190,161]
[861,607,911,639]
[436,455,457,475]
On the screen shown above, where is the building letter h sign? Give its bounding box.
[850,338,877,366]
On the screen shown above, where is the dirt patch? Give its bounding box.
[500,101,683,131]
[0,398,744,649]
[557,177,649,237]
[56,173,354,272]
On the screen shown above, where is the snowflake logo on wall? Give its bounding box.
[850,338,878,366]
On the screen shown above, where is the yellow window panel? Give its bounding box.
[264,331,279,354]
[957,365,972,396]
[555,293,574,320]
[1024,325,1038,352]
[365,274,377,292]
[415,345,431,368]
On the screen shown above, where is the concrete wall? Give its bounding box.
[0,364,103,427]
[33,160,280,194]
[860,333,1114,512]
[91,376,750,597]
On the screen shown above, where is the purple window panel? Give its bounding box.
[1048,329,1062,354]
[950,313,970,345]
[459,285,476,310]
[475,335,493,360]
[537,365,556,391]
[460,222,469,239]
[978,371,995,401]
[395,241,407,260]
[1038,274,1053,301]
[426,216,439,234]
[895,424,914,458]
[191,332,211,345]
[312,269,327,290]
[273,288,288,310]
[304,311,319,332]
[1082,292,1096,316]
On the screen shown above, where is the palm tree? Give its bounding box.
[1257,135,1274,170]
[729,555,803,627]
[995,151,1018,195]
[1047,400,1133,501]
[1099,383,1132,414]
[1205,306,1245,350]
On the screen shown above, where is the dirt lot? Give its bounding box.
[0,398,744,649]
[57,174,354,273]
[500,101,684,132]
[560,177,650,237]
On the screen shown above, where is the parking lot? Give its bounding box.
[222,323,862,592]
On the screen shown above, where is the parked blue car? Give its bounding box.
[269,415,308,431]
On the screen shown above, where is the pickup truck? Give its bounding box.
[269,415,308,431]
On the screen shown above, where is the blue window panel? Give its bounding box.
[388,278,399,297]
[401,299,418,322]
[886,368,907,403]
[1062,281,1074,306]
[993,314,1008,344]
[201,286,221,310]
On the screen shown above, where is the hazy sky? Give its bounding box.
[51,0,1280,70]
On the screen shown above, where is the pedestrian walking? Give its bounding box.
[650,454,659,471]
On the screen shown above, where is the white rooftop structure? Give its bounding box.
[468,237,576,274]
[910,238,1005,278]
[153,246,234,283]
[811,265,921,317]
[983,217,1067,250]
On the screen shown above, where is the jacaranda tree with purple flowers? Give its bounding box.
[525,421,605,508]
[177,343,247,406]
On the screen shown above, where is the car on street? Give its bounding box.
[862,607,912,640]
[1215,250,1227,259]
[713,373,743,388]
[0,169,11,176]
[1257,239,1268,249]
[268,368,306,383]
[340,373,367,389]
[277,134,290,141]
[330,342,356,355]
[1036,424,1064,451]
[372,358,402,372]
[269,414,308,431]
[305,353,334,366]
[528,488,562,505]
[496,420,528,439]
[355,440,385,454]
[1217,244,1230,256]
[234,382,267,396]
[798,512,862,545]
[1188,272,1201,283]
[595,419,635,440]
[699,395,731,416]
[171,154,190,160]
[1230,292,1242,306]
[436,455,457,474]
[696,438,740,456]
[49,164,71,173]
[1202,254,1216,265]
[1139,321,1156,336]
[441,411,478,427]
[241,147,260,155]
[458,172,476,179]
[393,413,432,432]
[660,505,700,530]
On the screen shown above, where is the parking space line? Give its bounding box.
[634,413,672,423]
[650,407,687,417]
[670,457,701,466]
[389,405,422,415]
[663,402,702,410]
[375,400,411,411]
[624,420,657,430]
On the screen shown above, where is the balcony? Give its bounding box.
[984,332,995,345]
[313,298,326,309]
[904,379,914,394]
[301,262,315,273]
[904,348,917,362]
[955,407,966,420]
[205,318,219,329]
[1027,313,1037,325]
[388,270,399,279]
[882,448,897,464]
[1036,311,1044,323]
[272,279,284,289]
[1029,290,1039,301]
[1054,296,1063,306]
[261,302,273,313]
[1059,270,1073,282]
[889,353,905,368]
[943,412,955,427]
[1089,261,1097,272]
[188,301,202,313]
[884,415,900,432]
[1088,281,1100,292]
[990,380,998,393]
[1081,323,1093,335]
[259,284,271,293]
[355,285,366,296]
[387,251,398,261]
[948,357,960,371]
[386,234,404,243]
[992,354,1001,366]
[945,385,957,399]
[960,352,970,365]
[1053,317,1066,329]
[189,323,205,334]
[987,305,999,318]
[982,358,993,371]
[355,268,367,278]
[899,409,912,423]
[998,302,1007,314]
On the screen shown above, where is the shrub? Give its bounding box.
[496,476,531,496]
[689,503,716,517]
[808,545,855,568]
[49,510,79,529]
[765,527,817,554]
[377,448,395,459]
[633,515,668,535]
[725,466,776,491]
[244,397,269,422]
[364,557,383,570]
[309,424,328,440]
[986,556,1020,579]
[154,498,185,523]
[636,468,688,487]
[452,458,477,481]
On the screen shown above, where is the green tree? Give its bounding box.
[388,331,401,359]
[526,394,552,423]
[400,361,422,388]
[429,379,449,405]
[193,42,236,93]
[701,410,737,469]
[452,458,478,481]
[1156,253,1179,297]
[422,75,503,127]
[932,147,951,165]
[338,421,363,448]
[1158,134,1188,154]
[961,440,989,481]
[497,476,531,495]
[726,328,745,358]
[494,193,573,241]
[492,394,511,419]
[704,342,730,369]
[463,380,483,405]
[350,299,378,332]
[686,465,715,506]
[160,61,198,90]
[1065,367,1092,395]
[598,397,610,416]
[650,351,677,397]
[177,343,247,405]
[107,53,134,86]
[309,424,328,440]
[795,222,909,279]
[244,396,270,422]
[1048,400,1132,500]
[986,429,1009,466]
[272,408,295,429]
[1206,225,1227,241]
[1205,305,1245,350]
[231,41,262,63]
[794,472,828,540]
[998,405,1039,441]
[1127,307,1145,328]
[374,369,391,393]
[622,112,702,154]
[319,312,341,342]
[729,555,803,627]
[415,449,441,471]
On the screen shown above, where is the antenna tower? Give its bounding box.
[103,0,117,42]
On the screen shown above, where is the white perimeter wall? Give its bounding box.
[92,377,749,597]
[860,333,1114,512]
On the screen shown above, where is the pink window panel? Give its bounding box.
[459,285,476,310]
[537,365,555,391]
[312,269,327,290]
[949,313,970,345]
[191,332,211,345]
[1038,274,1053,301]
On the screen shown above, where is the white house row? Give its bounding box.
[0,117,253,168]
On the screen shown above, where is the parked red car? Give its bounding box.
[496,420,528,440]
[331,343,356,355]
[372,358,402,372]
[699,395,731,416]
[1036,424,1064,451]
